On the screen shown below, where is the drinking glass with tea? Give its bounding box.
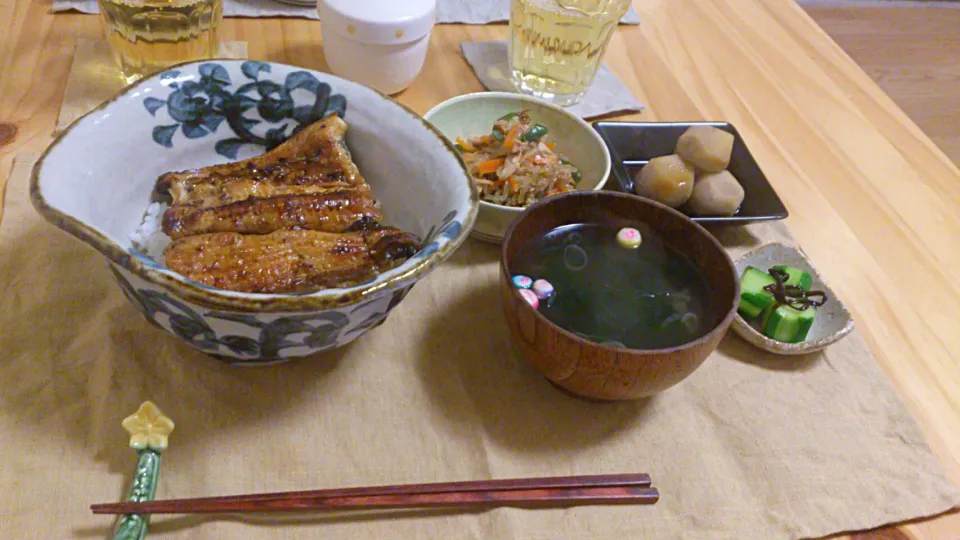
[508,0,631,106]
[97,0,223,82]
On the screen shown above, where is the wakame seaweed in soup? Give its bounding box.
[511,224,712,349]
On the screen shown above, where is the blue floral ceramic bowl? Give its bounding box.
[31,60,478,364]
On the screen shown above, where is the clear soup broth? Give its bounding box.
[512,223,712,349]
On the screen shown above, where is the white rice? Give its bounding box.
[129,202,170,261]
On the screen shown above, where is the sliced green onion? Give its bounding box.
[498,112,519,122]
[572,170,582,182]
[520,124,548,142]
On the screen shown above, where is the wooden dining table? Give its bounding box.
[2,0,959,538]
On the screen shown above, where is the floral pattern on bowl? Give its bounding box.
[31,60,478,364]
[144,61,347,159]
[731,242,854,355]
[109,266,411,364]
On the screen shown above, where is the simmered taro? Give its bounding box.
[634,154,695,208]
[685,170,744,216]
[675,125,734,173]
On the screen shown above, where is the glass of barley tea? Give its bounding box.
[509,0,631,106]
[97,0,223,82]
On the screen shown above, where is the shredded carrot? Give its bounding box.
[503,126,520,149]
[474,157,505,175]
[456,111,579,207]
[456,137,475,152]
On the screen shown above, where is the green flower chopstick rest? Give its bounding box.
[113,401,175,540]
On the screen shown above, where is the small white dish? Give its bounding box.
[731,242,854,355]
[318,0,435,95]
[425,92,612,243]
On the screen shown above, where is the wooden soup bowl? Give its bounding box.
[500,191,739,400]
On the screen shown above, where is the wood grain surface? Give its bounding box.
[804,6,960,166]
[1,1,959,537]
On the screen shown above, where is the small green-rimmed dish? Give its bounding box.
[31,60,478,364]
[425,92,611,243]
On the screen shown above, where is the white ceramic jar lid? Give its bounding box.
[318,0,436,46]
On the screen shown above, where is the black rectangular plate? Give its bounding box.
[592,121,788,225]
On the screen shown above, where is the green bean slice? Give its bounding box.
[520,124,548,142]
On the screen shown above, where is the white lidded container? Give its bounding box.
[318,0,436,95]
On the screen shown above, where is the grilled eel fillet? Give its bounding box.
[164,228,422,294]
[157,115,380,239]
[156,115,363,192]
[162,190,382,239]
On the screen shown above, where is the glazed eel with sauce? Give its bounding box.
[156,115,422,294]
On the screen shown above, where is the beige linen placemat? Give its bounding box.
[2,154,958,539]
[57,40,248,132]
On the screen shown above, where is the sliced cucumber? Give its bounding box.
[771,265,814,292]
[762,305,816,343]
[739,266,776,317]
[738,298,764,319]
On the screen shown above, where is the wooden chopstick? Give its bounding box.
[92,486,660,514]
[91,473,657,515]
